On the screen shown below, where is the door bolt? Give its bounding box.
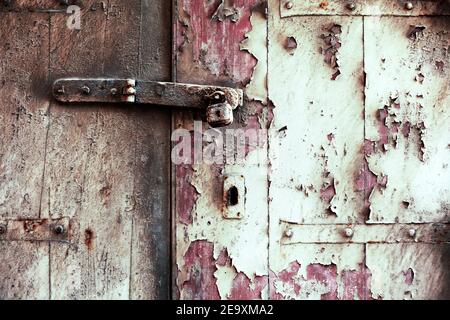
[53,224,65,235]
[405,2,414,10]
[408,228,416,238]
[81,85,91,95]
[285,1,293,10]
[344,227,354,238]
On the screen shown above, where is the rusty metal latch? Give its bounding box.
[53,78,243,127]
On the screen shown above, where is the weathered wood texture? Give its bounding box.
[1,0,171,300]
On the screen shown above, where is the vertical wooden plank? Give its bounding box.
[0,241,49,300]
[174,0,270,300]
[129,0,172,300]
[267,0,368,299]
[0,11,50,299]
[44,1,141,299]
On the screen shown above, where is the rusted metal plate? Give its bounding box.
[364,17,450,223]
[0,218,70,242]
[280,0,450,17]
[281,223,450,244]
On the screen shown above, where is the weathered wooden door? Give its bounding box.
[174,0,450,300]
[1,0,171,299]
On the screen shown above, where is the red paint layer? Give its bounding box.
[182,240,221,300]
[176,164,198,225]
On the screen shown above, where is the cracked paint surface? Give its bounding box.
[175,0,450,300]
[175,0,269,300]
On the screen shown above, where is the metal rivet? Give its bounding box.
[81,85,91,95]
[408,228,416,238]
[346,2,356,11]
[110,88,118,96]
[344,227,354,238]
[284,228,293,238]
[405,2,413,10]
[285,1,293,10]
[0,225,7,235]
[54,225,65,235]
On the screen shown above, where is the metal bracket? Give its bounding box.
[53,78,244,127]
[0,217,71,242]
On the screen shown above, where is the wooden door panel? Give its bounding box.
[1,0,171,300]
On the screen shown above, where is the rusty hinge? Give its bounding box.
[53,78,244,127]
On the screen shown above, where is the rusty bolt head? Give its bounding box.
[346,2,356,11]
[54,224,65,235]
[344,227,354,238]
[284,228,294,238]
[81,85,91,95]
[285,1,294,9]
[405,2,414,10]
[206,102,234,127]
[408,228,416,238]
[0,224,6,235]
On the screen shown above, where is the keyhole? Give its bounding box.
[227,186,239,206]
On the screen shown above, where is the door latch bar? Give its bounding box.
[53,78,244,127]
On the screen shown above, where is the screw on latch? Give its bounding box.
[53,224,65,235]
[408,228,416,238]
[405,2,414,10]
[81,85,91,95]
[0,224,7,235]
[284,228,294,238]
[346,2,356,11]
[343,227,354,238]
[285,1,293,10]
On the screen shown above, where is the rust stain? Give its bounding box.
[84,228,95,251]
